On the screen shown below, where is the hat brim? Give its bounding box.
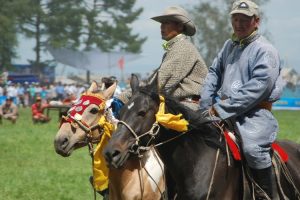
[230,10,255,17]
[151,14,196,36]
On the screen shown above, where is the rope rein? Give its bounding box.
[206,113,224,200]
[87,139,97,200]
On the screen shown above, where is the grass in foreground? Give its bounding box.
[274,110,300,143]
[0,107,101,200]
[0,108,299,200]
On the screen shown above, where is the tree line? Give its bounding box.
[0,0,146,73]
[0,0,269,73]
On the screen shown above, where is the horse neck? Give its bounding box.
[155,127,216,164]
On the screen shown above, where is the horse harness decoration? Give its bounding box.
[61,92,106,143]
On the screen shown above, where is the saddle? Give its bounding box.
[223,128,300,200]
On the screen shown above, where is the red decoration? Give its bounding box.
[68,95,103,118]
[223,129,289,163]
[118,56,124,70]
[272,142,289,162]
[59,94,104,128]
[224,130,241,160]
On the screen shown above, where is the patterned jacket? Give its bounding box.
[118,34,208,109]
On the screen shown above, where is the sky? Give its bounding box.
[14,0,300,78]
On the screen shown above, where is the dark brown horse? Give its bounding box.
[104,75,300,200]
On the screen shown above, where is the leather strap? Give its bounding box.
[257,101,272,111]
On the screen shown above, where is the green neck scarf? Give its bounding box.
[162,34,186,51]
[231,30,260,47]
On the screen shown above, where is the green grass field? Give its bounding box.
[0,108,100,200]
[0,108,299,200]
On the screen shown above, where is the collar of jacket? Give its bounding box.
[231,30,260,47]
[162,34,186,51]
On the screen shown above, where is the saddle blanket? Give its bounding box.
[224,129,288,162]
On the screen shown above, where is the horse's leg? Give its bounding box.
[275,140,300,198]
[165,169,177,199]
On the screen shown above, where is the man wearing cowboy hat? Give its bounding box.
[200,0,283,199]
[117,5,208,110]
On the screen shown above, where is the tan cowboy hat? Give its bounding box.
[151,6,196,36]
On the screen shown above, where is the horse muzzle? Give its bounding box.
[103,145,131,169]
[54,134,73,157]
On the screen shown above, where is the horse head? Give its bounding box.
[104,74,163,168]
[54,81,116,157]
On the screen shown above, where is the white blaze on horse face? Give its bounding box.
[128,102,135,110]
[144,149,164,192]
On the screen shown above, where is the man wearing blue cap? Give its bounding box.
[200,0,283,199]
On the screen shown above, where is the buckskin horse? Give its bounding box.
[104,74,300,200]
[54,81,165,200]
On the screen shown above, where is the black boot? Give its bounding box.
[99,188,109,200]
[89,176,109,199]
[251,167,273,200]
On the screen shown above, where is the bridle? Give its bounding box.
[116,120,168,200]
[61,115,104,144]
[117,120,161,155]
[60,92,107,144]
[117,119,189,157]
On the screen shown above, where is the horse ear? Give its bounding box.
[130,74,139,94]
[103,82,117,100]
[88,81,98,92]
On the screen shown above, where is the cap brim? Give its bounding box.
[230,10,254,17]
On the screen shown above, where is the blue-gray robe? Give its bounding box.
[200,33,283,169]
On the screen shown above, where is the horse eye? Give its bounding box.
[90,107,99,114]
[137,110,146,117]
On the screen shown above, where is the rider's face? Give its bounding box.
[160,21,183,41]
[231,14,259,39]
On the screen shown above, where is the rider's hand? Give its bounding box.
[196,108,221,124]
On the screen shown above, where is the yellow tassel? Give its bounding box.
[155,96,189,132]
[92,115,115,192]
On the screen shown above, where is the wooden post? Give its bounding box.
[86,70,90,84]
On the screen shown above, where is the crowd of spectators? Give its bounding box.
[0,81,87,124]
[0,74,149,124]
[0,81,86,106]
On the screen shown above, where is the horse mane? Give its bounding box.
[137,84,225,151]
[138,85,211,130]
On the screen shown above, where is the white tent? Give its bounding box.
[281,67,300,87]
